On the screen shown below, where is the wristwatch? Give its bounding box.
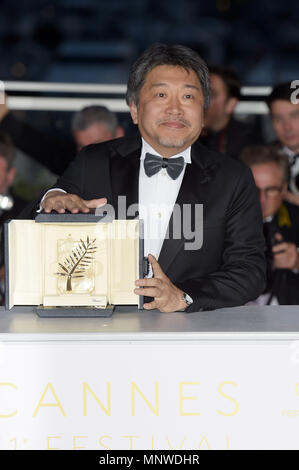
[182,292,193,306]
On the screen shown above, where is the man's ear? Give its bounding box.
[129,102,138,124]
[225,97,238,115]
[6,167,16,188]
[281,182,288,197]
[115,126,125,138]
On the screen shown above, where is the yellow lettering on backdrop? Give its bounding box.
[121,435,140,450]
[197,436,211,450]
[33,383,66,417]
[217,382,239,416]
[0,383,17,418]
[131,382,159,416]
[99,435,112,450]
[179,382,201,416]
[166,435,186,450]
[83,382,111,416]
[47,436,61,450]
[73,436,88,450]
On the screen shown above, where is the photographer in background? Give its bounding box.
[200,65,261,159]
[267,82,299,206]
[241,145,299,305]
[0,132,27,302]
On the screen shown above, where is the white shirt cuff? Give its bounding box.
[37,188,66,213]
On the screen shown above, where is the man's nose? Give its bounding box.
[166,96,183,115]
[259,191,268,209]
[282,119,293,133]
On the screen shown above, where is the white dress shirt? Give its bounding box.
[139,138,191,263]
[282,146,299,194]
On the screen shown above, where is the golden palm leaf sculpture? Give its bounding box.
[55,235,97,292]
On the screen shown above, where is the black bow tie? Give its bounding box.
[290,154,299,167]
[143,152,185,180]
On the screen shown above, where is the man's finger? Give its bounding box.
[134,287,162,298]
[143,301,157,310]
[274,232,283,242]
[135,278,161,287]
[148,254,165,278]
[272,243,288,253]
[84,198,107,209]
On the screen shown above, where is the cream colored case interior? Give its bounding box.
[7,219,140,309]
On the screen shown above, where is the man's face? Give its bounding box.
[0,156,15,194]
[251,162,286,219]
[204,73,237,131]
[74,122,115,151]
[129,65,205,157]
[271,100,299,152]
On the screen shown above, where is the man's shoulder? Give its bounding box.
[284,201,299,220]
[81,135,141,159]
[191,138,252,179]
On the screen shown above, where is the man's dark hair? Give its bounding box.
[267,82,294,111]
[0,131,16,170]
[240,145,290,183]
[126,43,210,109]
[208,65,241,100]
[71,105,119,135]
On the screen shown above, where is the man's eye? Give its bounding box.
[184,94,193,99]
[157,92,165,97]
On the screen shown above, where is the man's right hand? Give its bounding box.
[42,191,107,214]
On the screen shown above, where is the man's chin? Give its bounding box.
[157,137,188,149]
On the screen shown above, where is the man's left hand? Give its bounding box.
[272,233,299,270]
[134,254,188,312]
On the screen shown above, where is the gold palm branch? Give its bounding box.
[56,235,97,292]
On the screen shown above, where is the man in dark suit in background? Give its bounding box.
[0,102,124,175]
[200,65,261,159]
[241,145,299,305]
[40,43,266,313]
[267,82,299,206]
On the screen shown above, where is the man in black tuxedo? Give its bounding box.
[241,145,299,305]
[267,82,299,206]
[41,43,266,313]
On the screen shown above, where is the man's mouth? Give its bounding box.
[285,134,296,140]
[159,120,188,128]
[163,122,184,128]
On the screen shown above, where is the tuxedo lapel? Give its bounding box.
[108,137,220,273]
[109,136,141,218]
[158,141,219,274]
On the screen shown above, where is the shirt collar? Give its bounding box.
[140,138,191,163]
[282,146,299,158]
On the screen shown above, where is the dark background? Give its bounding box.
[1,0,298,197]
[1,0,298,85]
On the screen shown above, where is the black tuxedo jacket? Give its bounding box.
[48,135,266,312]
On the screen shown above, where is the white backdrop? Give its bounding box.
[1,340,299,450]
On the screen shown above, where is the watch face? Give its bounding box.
[183,292,193,305]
